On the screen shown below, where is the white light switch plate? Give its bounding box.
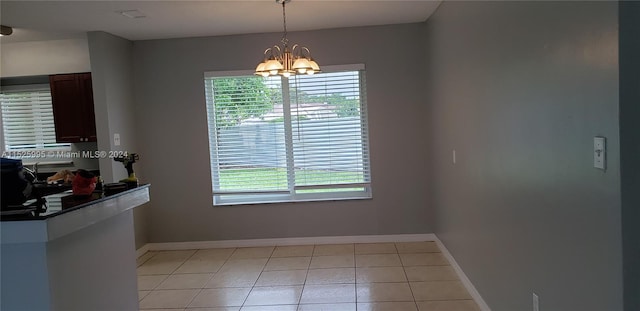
[594,137,606,170]
[533,293,539,311]
[114,133,121,146]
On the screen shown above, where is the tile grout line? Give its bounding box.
[396,242,421,311]
[354,243,358,311]
[239,246,276,308]
[299,244,316,307]
[137,251,157,267]
[186,248,225,309]
[185,287,204,310]
[140,250,198,309]
[152,274,170,291]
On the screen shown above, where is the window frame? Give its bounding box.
[205,64,372,206]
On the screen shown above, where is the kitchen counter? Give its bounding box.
[1,184,149,243]
[0,184,150,311]
[2,184,145,220]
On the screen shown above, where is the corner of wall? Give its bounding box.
[86,31,147,247]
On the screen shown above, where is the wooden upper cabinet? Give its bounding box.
[49,73,97,143]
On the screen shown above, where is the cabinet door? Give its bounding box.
[79,73,97,142]
[49,73,97,143]
[50,74,85,143]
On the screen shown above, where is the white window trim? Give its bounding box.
[205,64,372,206]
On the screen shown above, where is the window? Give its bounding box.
[0,86,69,151]
[205,64,371,205]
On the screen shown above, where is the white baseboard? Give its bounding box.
[434,236,492,311]
[137,233,435,253]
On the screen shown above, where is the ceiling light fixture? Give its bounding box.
[255,0,320,78]
[0,25,13,36]
[119,10,146,19]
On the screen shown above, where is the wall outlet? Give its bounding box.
[594,136,606,170]
[114,133,121,146]
[533,292,539,311]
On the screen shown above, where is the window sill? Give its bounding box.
[213,192,372,207]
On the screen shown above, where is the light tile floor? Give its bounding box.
[136,241,480,311]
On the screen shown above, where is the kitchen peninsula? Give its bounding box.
[0,185,150,311]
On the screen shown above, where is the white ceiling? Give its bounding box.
[0,1,441,43]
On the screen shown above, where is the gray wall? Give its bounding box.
[619,2,640,310]
[87,32,148,248]
[425,2,622,310]
[133,24,432,242]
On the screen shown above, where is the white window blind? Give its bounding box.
[289,71,370,192]
[205,65,371,205]
[205,75,288,195]
[0,88,69,151]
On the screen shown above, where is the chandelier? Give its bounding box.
[255,0,320,78]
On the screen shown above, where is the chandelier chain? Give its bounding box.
[281,1,288,45]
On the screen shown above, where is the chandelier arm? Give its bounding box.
[300,46,311,58]
[263,47,272,60]
[272,45,283,60]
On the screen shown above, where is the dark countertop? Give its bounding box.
[1,184,150,221]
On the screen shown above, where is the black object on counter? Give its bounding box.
[103,182,128,195]
[1,158,32,210]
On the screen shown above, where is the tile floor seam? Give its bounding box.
[301,246,313,305]
[167,250,197,275]
[201,272,216,290]
[153,274,169,291]
[353,244,358,310]
[184,287,204,310]
[174,249,204,275]
[295,248,314,307]
[240,247,279,308]
[400,255,420,311]
[211,247,237,288]
[137,251,157,267]
[240,268,265,307]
